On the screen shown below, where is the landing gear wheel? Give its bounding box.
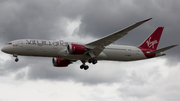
[15,58,19,62]
[80,60,89,70]
[84,65,89,70]
[13,54,19,62]
[80,65,84,69]
[88,58,98,64]
[92,59,97,64]
[80,64,89,70]
[88,58,93,63]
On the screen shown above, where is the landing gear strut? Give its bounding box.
[13,54,19,62]
[80,60,89,70]
[80,58,98,70]
[79,52,98,70]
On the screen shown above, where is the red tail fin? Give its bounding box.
[138,27,164,50]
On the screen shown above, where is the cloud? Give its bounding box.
[0,0,84,43]
[118,61,180,101]
[0,0,180,101]
[1,0,180,85]
[75,0,180,62]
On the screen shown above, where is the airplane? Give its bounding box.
[1,18,177,70]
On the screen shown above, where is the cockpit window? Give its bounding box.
[6,43,12,45]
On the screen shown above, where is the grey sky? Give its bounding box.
[0,0,180,101]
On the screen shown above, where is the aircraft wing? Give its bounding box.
[85,18,152,57]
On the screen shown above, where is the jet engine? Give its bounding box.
[67,44,87,55]
[52,58,70,67]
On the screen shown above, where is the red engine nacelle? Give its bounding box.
[67,44,87,55]
[52,58,70,67]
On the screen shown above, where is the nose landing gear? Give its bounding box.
[15,57,19,62]
[13,54,19,62]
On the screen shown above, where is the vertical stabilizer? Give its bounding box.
[138,27,164,50]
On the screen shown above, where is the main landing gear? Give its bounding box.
[80,58,98,70]
[13,54,19,62]
[80,64,89,70]
[88,58,97,64]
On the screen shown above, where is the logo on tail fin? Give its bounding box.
[146,37,158,49]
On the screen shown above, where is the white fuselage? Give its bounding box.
[1,39,163,61]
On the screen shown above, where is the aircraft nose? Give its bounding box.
[1,46,6,52]
[1,46,9,53]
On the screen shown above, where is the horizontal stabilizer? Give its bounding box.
[148,45,178,54]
